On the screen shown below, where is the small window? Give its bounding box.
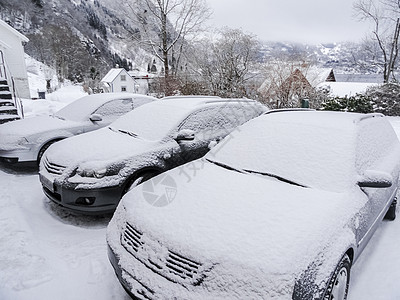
[121,75,126,81]
[121,86,127,92]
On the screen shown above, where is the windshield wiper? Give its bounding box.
[116,129,139,138]
[244,169,308,188]
[206,159,244,173]
[53,115,65,120]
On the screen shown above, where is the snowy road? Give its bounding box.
[1,118,400,299]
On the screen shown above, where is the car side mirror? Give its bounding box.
[90,114,103,122]
[358,170,393,188]
[174,129,195,142]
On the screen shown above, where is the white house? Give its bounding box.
[101,68,137,93]
[128,70,155,95]
[0,19,30,99]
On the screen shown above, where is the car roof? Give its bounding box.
[263,110,384,129]
[76,92,154,105]
[57,93,155,116]
[159,96,261,110]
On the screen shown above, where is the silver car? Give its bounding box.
[107,110,400,300]
[0,93,156,164]
[39,96,267,214]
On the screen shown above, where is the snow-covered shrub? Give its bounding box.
[366,83,400,116]
[322,94,373,113]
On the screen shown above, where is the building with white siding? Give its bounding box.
[0,19,30,99]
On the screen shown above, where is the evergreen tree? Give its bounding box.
[366,83,400,116]
[322,94,374,113]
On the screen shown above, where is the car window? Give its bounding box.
[356,117,398,174]
[179,103,262,138]
[179,106,227,133]
[93,99,133,120]
[217,103,264,128]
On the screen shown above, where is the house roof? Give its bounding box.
[101,68,130,83]
[0,19,29,43]
[128,70,155,79]
[258,65,334,94]
[334,74,383,83]
[304,67,334,86]
[317,82,378,97]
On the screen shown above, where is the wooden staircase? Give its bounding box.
[0,78,20,124]
[0,49,23,124]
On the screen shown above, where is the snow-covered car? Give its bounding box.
[39,96,267,214]
[0,93,156,164]
[107,110,400,300]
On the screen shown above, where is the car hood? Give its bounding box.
[44,127,160,167]
[0,116,72,141]
[121,160,361,276]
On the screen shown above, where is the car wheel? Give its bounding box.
[122,171,159,195]
[323,254,351,300]
[384,198,397,221]
[37,140,61,165]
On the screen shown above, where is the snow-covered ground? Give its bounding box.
[23,55,88,118]
[1,92,400,299]
[0,166,127,300]
[21,85,87,118]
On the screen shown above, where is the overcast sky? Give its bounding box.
[206,0,372,44]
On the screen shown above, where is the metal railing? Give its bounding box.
[0,49,24,119]
[0,50,6,80]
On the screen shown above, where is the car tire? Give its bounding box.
[323,254,351,300]
[37,140,61,165]
[384,198,397,221]
[122,171,159,195]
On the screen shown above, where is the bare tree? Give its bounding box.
[194,28,261,98]
[127,0,211,95]
[354,0,400,83]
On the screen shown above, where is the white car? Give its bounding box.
[0,93,156,164]
[107,110,400,300]
[39,96,267,214]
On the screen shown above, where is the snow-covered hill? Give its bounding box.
[260,41,381,75]
[0,0,161,80]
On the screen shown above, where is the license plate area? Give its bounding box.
[40,174,54,193]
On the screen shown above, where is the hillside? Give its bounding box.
[261,42,381,75]
[0,0,160,82]
[0,0,382,88]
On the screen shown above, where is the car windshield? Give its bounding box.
[110,103,190,141]
[206,112,356,192]
[54,95,102,122]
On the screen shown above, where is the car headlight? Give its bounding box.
[0,136,30,150]
[77,167,107,178]
[18,137,30,146]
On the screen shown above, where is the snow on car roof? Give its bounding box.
[55,92,149,121]
[159,96,259,108]
[263,109,384,128]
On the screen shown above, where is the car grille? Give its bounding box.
[43,157,66,175]
[122,222,205,285]
[123,222,144,252]
[166,250,202,281]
